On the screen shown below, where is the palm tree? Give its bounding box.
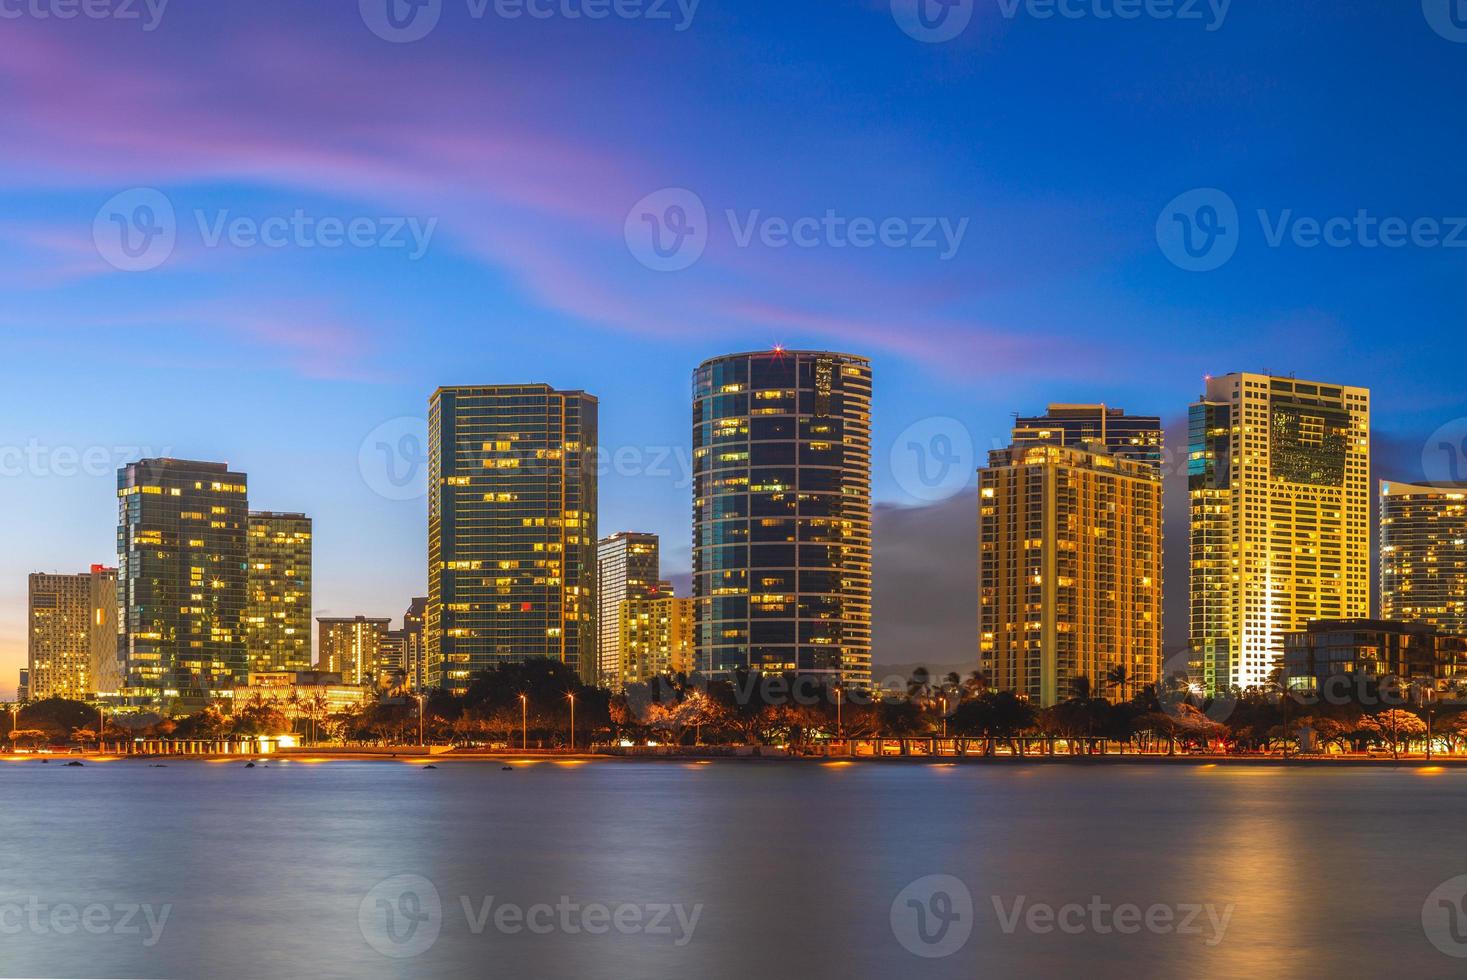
[286,689,303,737]
[1068,674,1093,702]
[1105,664,1130,701]
[907,667,931,701]
[962,671,990,699]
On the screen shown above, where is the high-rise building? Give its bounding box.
[118,459,249,698]
[427,385,598,693]
[1011,404,1164,469]
[1189,374,1370,693]
[1381,482,1467,632]
[619,593,696,687]
[403,597,427,691]
[693,350,873,686]
[379,629,409,689]
[596,532,661,689]
[979,443,1163,706]
[27,566,118,699]
[317,616,391,687]
[245,512,313,674]
[17,668,29,702]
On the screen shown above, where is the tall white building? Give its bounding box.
[1189,373,1370,693]
[596,532,661,690]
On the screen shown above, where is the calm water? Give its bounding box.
[1,760,1464,979]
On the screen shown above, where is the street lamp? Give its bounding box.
[567,693,576,752]
[413,693,425,747]
[519,693,528,751]
[98,704,106,752]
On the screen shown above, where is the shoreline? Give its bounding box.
[4,750,1466,768]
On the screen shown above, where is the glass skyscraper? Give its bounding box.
[117,458,249,700]
[693,350,872,687]
[427,385,598,693]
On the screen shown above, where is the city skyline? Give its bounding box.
[1,358,1460,700]
[3,2,1466,699]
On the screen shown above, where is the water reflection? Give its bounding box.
[0,762,1462,979]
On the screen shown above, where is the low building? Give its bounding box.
[619,594,695,688]
[230,671,367,716]
[1283,619,1467,692]
[317,616,392,687]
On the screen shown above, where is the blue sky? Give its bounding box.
[2,0,1465,694]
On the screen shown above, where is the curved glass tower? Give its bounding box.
[693,350,872,687]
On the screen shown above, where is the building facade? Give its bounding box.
[619,594,695,687]
[427,385,598,693]
[27,566,118,699]
[317,616,391,687]
[245,512,313,674]
[379,629,409,690]
[232,670,367,716]
[693,350,873,686]
[403,597,427,691]
[1283,619,1467,691]
[596,532,662,689]
[1381,482,1467,633]
[118,459,249,699]
[1011,404,1164,469]
[1189,374,1371,693]
[979,443,1164,706]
